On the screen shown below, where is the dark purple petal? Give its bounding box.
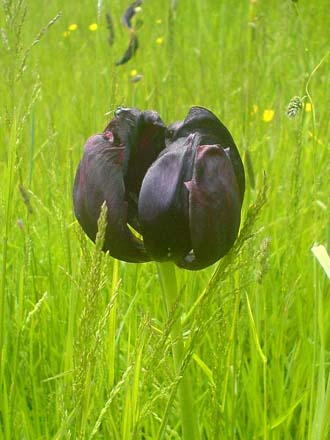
[178,145,241,270]
[138,134,198,261]
[103,107,166,232]
[104,108,166,193]
[73,134,150,263]
[125,110,166,195]
[104,107,142,174]
[169,106,245,202]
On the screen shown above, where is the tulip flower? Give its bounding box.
[73,106,245,270]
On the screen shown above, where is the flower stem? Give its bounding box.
[157,262,198,440]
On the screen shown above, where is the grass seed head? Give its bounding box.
[286,96,303,118]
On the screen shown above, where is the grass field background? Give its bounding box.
[1,0,330,438]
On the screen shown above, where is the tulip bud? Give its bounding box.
[73,106,244,270]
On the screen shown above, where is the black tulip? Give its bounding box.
[73,106,245,270]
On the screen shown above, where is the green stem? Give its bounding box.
[157,262,198,440]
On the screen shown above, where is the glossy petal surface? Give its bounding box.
[138,134,197,261]
[180,145,241,269]
[104,107,166,231]
[167,106,245,202]
[73,133,149,262]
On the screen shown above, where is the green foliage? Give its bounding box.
[1,0,330,438]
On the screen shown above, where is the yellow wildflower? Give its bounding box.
[156,19,162,24]
[130,69,138,77]
[134,6,142,13]
[68,23,78,31]
[156,36,164,45]
[305,102,312,112]
[89,23,98,31]
[63,31,70,37]
[262,109,274,122]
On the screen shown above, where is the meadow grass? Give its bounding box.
[1,0,330,438]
